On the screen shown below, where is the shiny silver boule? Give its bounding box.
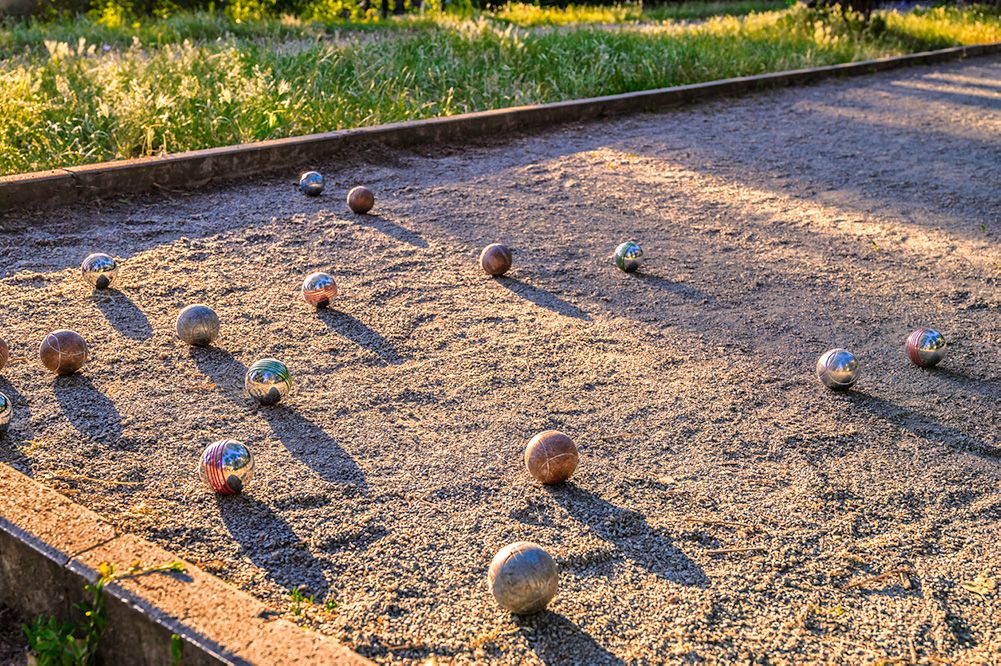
[487,541,558,614]
[816,348,859,391]
[614,241,643,273]
[176,304,221,346]
[245,358,292,406]
[906,327,946,368]
[299,171,325,196]
[0,392,11,434]
[198,439,254,494]
[81,253,118,290]
[301,272,339,308]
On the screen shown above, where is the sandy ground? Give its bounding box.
[0,56,999,664]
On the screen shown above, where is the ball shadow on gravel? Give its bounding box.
[493,277,592,321]
[91,290,153,341]
[52,375,122,443]
[631,273,715,305]
[545,485,706,587]
[317,309,405,366]
[0,378,33,474]
[845,391,1000,461]
[217,494,333,602]
[350,213,428,249]
[259,405,368,492]
[515,612,625,666]
[189,347,368,489]
[924,365,999,401]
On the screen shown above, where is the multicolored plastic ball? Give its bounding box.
[906,327,946,368]
[525,430,578,485]
[614,241,643,273]
[39,330,89,375]
[301,272,339,308]
[245,358,292,405]
[0,392,11,434]
[347,186,375,214]
[487,541,558,614]
[0,337,8,372]
[176,304,221,347]
[479,243,512,277]
[198,439,255,494]
[80,253,118,290]
[299,171,325,196]
[816,348,859,391]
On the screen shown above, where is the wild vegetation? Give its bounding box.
[1,2,999,175]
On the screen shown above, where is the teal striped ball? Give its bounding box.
[245,358,292,405]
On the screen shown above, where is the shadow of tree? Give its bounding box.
[516,612,625,666]
[545,485,706,587]
[91,290,153,341]
[317,309,405,366]
[52,375,122,443]
[494,277,592,321]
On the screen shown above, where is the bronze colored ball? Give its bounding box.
[0,337,8,372]
[525,430,578,485]
[347,186,375,214]
[39,330,89,375]
[488,541,558,614]
[479,243,512,276]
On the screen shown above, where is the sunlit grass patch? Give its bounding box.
[0,4,999,175]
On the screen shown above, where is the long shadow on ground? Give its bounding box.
[846,390,1000,460]
[317,309,405,366]
[545,485,706,587]
[516,612,626,666]
[189,347,367,489]
[91,290,153,341]
[494,277,592,321]
[632,272,715,304]
[52,374,122,443]
[0,377,33,474]
[351,213,428,249]
[217,494,333,601]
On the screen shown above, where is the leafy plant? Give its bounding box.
[287,588,314,616]
[23,560,187,666]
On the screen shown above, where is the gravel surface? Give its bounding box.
[1,56,999,664]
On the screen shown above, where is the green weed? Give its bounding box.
[23,560,187,666]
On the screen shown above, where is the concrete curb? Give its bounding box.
[1,41,999,210]
[0,463,372,665]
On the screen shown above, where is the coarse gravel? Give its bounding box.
[0,56,999,664]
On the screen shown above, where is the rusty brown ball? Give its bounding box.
[524,430,578,485]
[39,330,89,375]
[479,243,512,277]
[0,337,8,372]
[346,186,374,214]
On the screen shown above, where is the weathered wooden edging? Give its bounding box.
[1,41,999,210]
[0,463,371,665]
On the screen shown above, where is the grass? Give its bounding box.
[489,0,791,27]
[1,3,1000,176]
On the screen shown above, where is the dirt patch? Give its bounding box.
[0,57,998,663]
